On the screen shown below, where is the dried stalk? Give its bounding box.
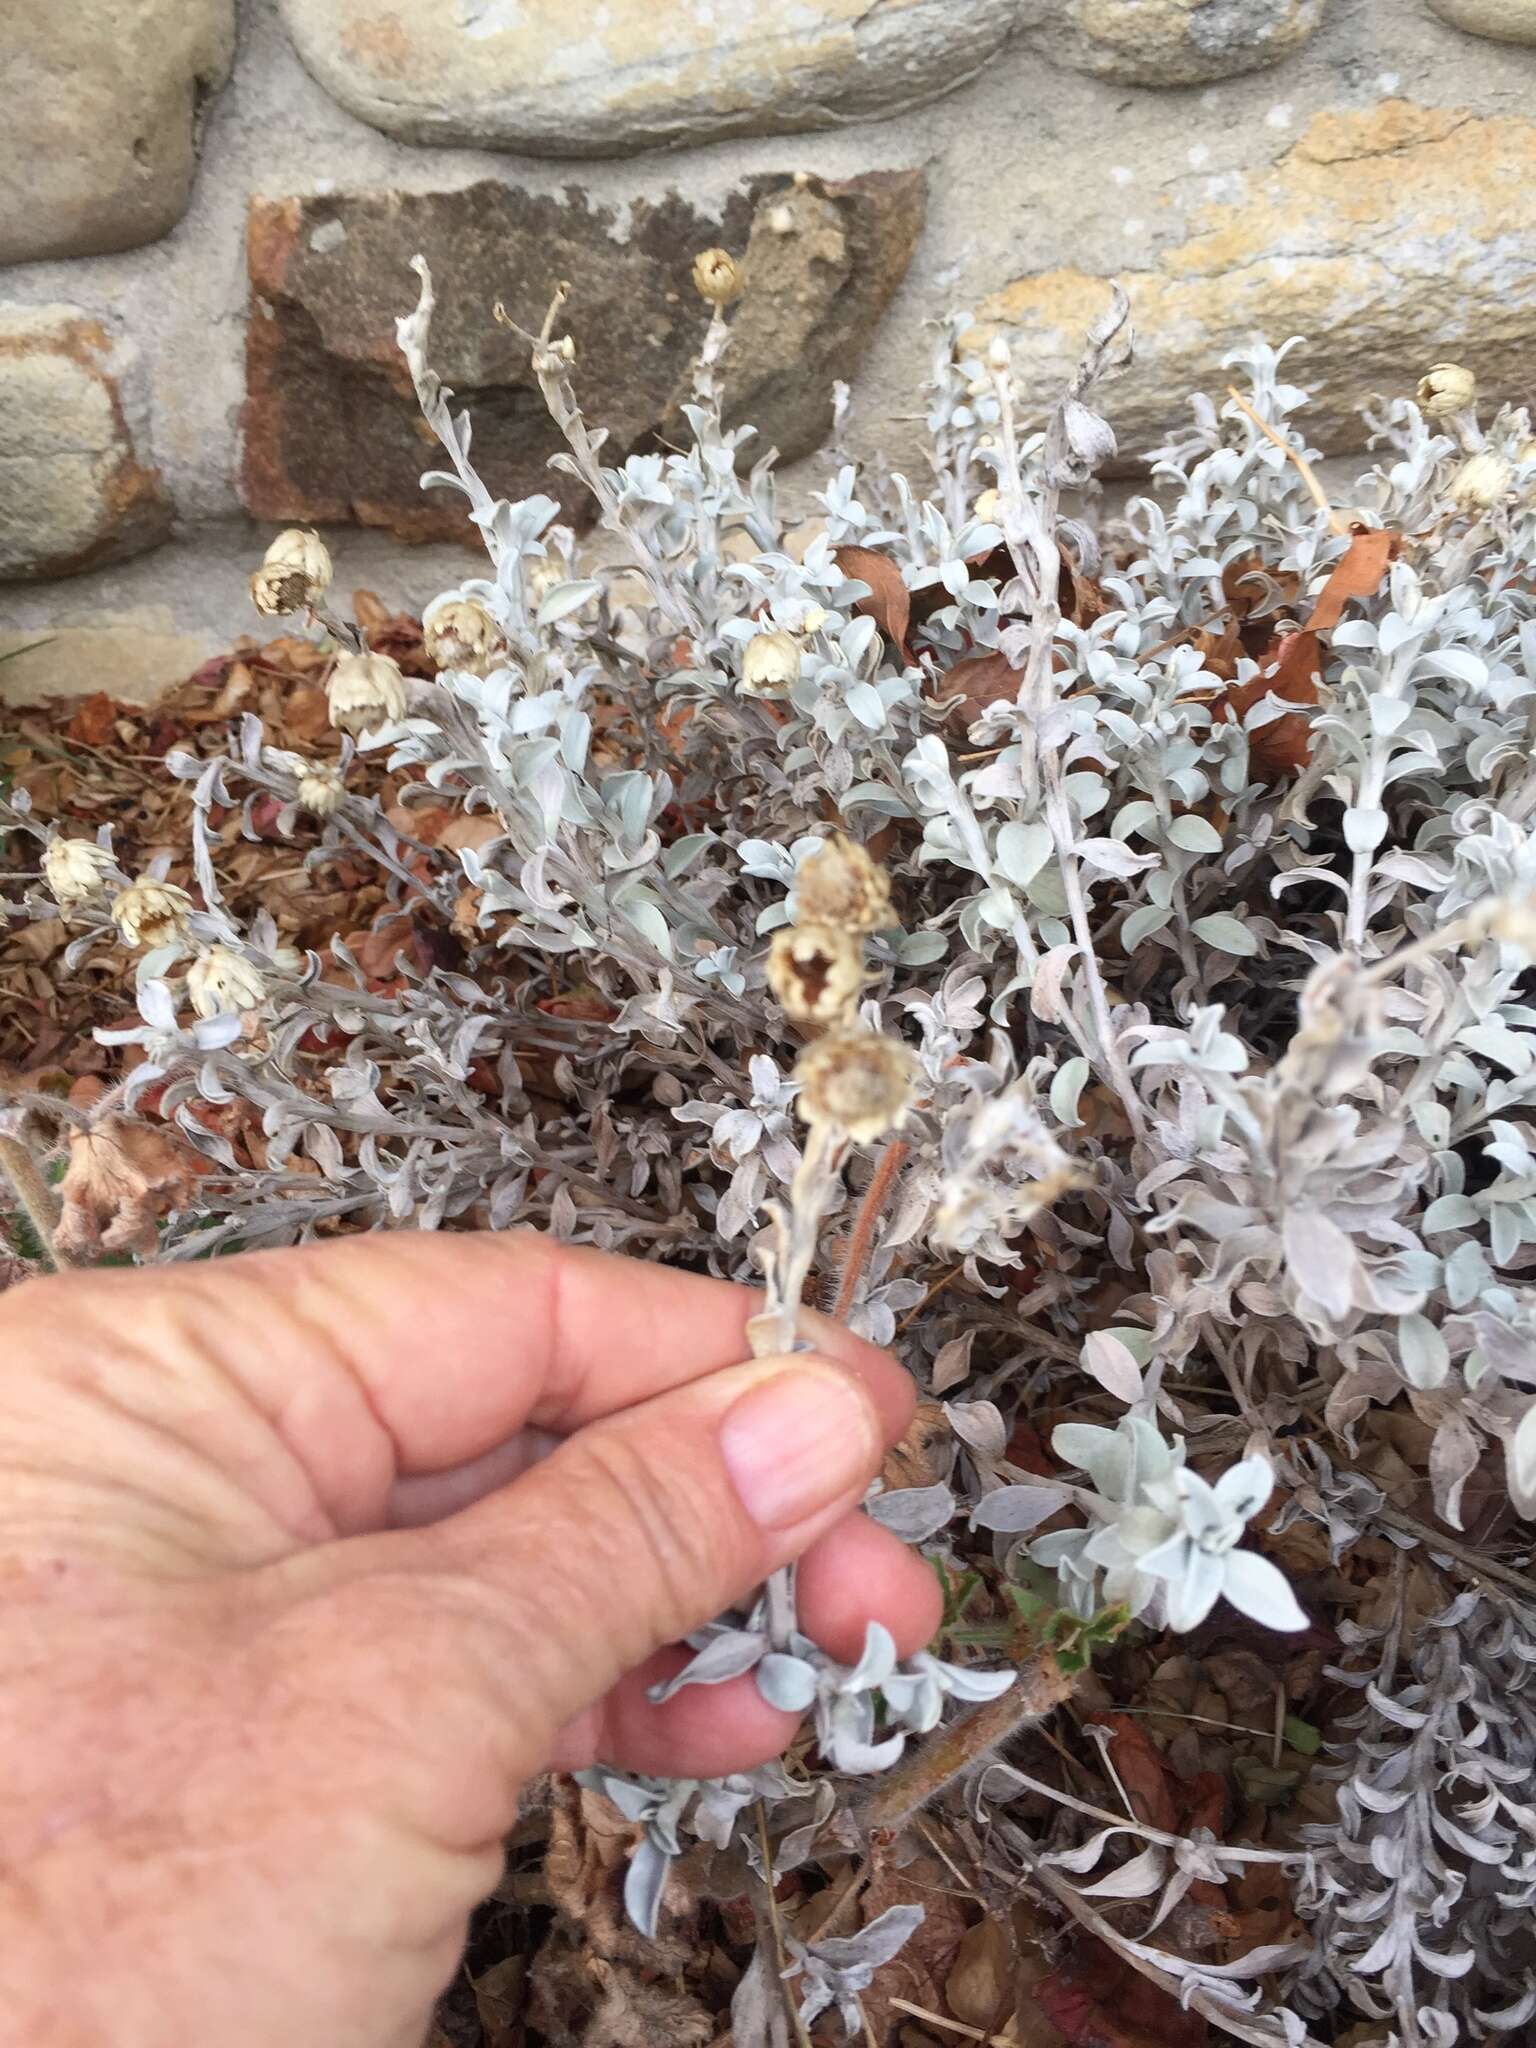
[1226,384,1348,537]
[831,1138,909,1321]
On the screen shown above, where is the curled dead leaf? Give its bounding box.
[936,649,1022,725]
[55,1117,199,1261]
[1085,1712,1179,1834]
[834,544,911,659]
[883,1399,951,1490]
[1304,527,1400,634]
[1219,629,1321,781]
[946,1916,1014,2032]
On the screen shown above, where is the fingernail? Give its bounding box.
[719,1360,878,1530]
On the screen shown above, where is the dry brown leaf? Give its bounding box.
[946,1916,1015,2032]
[935,649,1022,725]
[1219,629,1321,780]
[55,1118,200,1261]
[66,693,119,748]
[1224,1863,1304,1958]
[473,1954,527,2048]
[835,543,912,658]
[883,1400,951,1489]
[9,918,67,965]
[852,1851,972,2046]
[1033,1938,1206,2048]
[1304,527,1400,634]
[1084,1713,1179,1834]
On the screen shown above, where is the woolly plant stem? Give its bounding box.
[859,1651,1075,1834]
[989,354,1147,1144]
[746,1118,848,1649]
[0,1132,71,1271]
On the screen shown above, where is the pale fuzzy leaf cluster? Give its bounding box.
[9,267,1536,2045]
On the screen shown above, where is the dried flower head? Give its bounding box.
[186,947,268,1019]
[296,763,346,817]
[327,651,408,736]
[767,923,866,1028]
[1417,362,1477,418]
[1451,450,1512,511]
[795,1030,918,1143]
[249,528,333,615]
[739,628,800,699]
[110,877,193,949]
[54,1117,198,1261]
[692,247,743,307]
[42,836,116,909]
[423,595,506,676]
[795,833,893,934]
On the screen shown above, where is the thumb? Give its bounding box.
[284,1349,893,1791]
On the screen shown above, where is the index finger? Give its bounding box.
[7,1232,908,1537]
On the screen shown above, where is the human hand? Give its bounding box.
[0,1233,937,2048]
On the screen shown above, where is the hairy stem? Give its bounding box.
[0,1132,71,1270]
[832,1139,909,1322]
[859,1652,1074,1834]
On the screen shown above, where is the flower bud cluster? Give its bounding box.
[763,836,916,1143]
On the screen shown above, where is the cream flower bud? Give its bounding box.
[1451,451,1511,511]
[767,923,866,1029]
[296,763,346,816]
[795,1030,919,1144]
[326,651,408,736]
[987,334,1012,371]
[250,529,332,615]
[43,836,116,909]
[423,595,506,676]
[111,878,193,949]
[974,487,1001,522]
[186,947,267,1019]
[795,833,893,934]
[739,628,800,699]
[800,604,829,634]
[692,247,743,307]
[1417,363,1477,418]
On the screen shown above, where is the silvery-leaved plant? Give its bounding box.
[8,236,1536,2046]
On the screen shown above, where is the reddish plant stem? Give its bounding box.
[831,1138,910,1322]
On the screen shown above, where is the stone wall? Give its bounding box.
[2,0,1535,701]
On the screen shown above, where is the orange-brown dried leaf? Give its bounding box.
[835,543,911,657]
[1304,528,1400,634]
[1061,550,1110,629]
[66,692,120,748]
[1224,1863,1304,1958]
[1221,630,1322,780]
